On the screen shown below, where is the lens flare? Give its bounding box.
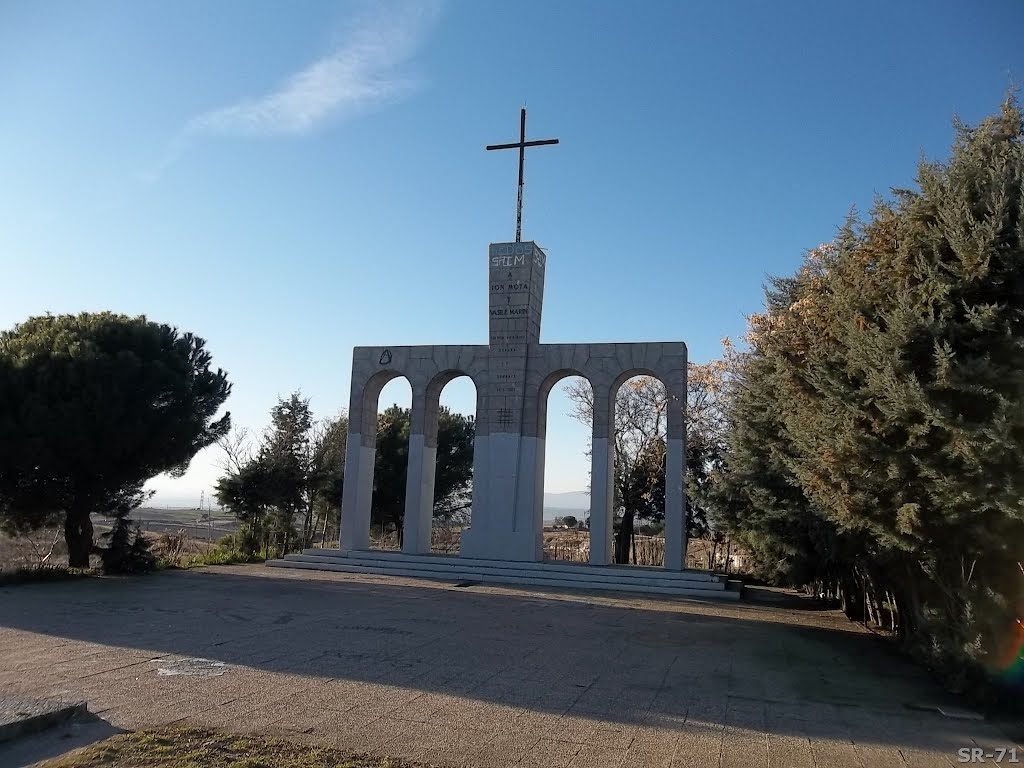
[992,618,1024,687]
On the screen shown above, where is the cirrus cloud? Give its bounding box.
[188,1,439,137]
[145,0,440,180]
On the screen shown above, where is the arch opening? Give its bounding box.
[428,374,478,554]
[369,375,412,551]
[539,370,593,564]
[611,373,669,567]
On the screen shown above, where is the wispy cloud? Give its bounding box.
[145,0,439,179]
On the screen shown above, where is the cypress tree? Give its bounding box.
[712,97,1024,689]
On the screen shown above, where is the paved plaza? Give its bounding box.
[0,566,1020,767]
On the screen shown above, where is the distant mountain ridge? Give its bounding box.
[148,490,593,519]
[543,490,589,512]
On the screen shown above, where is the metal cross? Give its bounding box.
[486,108,558,242]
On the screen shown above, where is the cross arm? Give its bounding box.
[485,139,560,151]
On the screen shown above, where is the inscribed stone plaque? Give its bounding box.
[487,241,546,432]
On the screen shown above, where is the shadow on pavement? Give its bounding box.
[0,567,1002,754]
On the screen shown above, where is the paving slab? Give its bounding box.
[0,565,1021,767]
[0,694,87,744]
[0,711,121,768]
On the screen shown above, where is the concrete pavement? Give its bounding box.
[0,565,1019,767]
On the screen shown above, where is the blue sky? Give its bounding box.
[2,0,1021,507]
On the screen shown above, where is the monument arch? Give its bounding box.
[423,371,479,551]
[271,108,735,600]
[341,347,488,555]
[337,243,689,571]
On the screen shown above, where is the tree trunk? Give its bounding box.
[614,510,634,565]
[320,511,330,547]
[896,562,923,647]
[312,510,323,547]
[302,501,314,548]
[64,507,94,568]
[840,573,859,620]
[867,579,884,629]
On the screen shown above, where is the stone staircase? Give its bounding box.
[266,549,742,600]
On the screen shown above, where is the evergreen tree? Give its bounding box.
[0,312,231,567]
[370,405,476,536]
[710,96,1024,689]
[98,515,157,574]
[308,414,349,544]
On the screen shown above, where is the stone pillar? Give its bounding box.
[663,367,688,571]
[402,383,436,555]
[588,386,614,566]
[339,379,373,551]
[467,415,490,549]
[460,241,547,562]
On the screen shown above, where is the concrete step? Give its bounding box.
[299,548,724,584]
[280,552,727,591]
[265,552,740,601]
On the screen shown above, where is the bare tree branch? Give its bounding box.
[216,427,254,474]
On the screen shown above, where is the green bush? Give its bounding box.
[160,545,261,570]
[98,516,157,574]
[217,525,264,557]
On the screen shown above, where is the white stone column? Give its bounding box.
[340,379,373,551]
[589,386,614,566]
[531,434,546,555]
[467,433,489,539]
[513,435,543,559]
[663,369,688,571]
[465,381,490,553]
[402,384,436,555]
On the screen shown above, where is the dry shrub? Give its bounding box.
[431,526,462,554]
[369,529,401,551]
[0,527,70,568]
[368,527,466,553]
[542,531,668,567]
[149,529,218,566]
[544,530,590,563]
[631,535,665,566]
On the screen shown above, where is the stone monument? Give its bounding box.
[336,109,689,570]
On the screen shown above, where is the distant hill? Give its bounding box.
[543,491,590,511]
[543,491,589,523]
[141,497,592,528]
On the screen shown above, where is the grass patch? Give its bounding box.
[163,547,262,570]
[39,727,428,768]
[0,563,94,586]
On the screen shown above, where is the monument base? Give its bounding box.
[459,526,542,563]
[266,548,741,601]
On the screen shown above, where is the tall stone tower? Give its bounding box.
[460,240,547,561]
